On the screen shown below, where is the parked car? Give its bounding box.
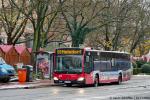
[0,57,15,83]
[0,67,10,82]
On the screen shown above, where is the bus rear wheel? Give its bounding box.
[117,75,122,85]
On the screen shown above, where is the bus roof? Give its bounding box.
[55,47,130,55]
[86,50,130,55]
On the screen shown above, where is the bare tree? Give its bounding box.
[85,0,150,55]
[59,0,111,47]
[10,0,61,52]
[0,0,28,45]
[129,0,150,54]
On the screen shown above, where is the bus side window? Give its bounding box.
[99,61,107,72]
[122,62,126,70]
[94,61,99,70]
[106,61,111,71]
[127,62,130,69]
[125,61,129,70]
[112,59,118,71]
[115,61,120,70]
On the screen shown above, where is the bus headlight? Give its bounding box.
[77,77,84,81]
[53,77,58,81]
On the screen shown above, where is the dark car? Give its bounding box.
[0,57,15,83]
[0,67,10,82]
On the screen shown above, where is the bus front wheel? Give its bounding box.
[94,76,99,87]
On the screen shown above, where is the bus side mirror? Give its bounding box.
[85,56,90,62]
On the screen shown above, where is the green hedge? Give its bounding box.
[136,61,146,68]
[132,62,137,68]
[133,68,142,75]
[141,64,150,74]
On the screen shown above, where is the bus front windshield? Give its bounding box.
[55,55,82,74]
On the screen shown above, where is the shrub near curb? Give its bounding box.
[132,62,142,75]
[136,61,145,68]
[141,64,150,74]
[133,68,142,75]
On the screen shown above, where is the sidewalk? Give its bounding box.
[0,79,54,90]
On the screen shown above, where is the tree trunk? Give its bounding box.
[32,28,40,71]
[7,36,13,45]
[72,38,80,47]
[105,25,111,51]
[72,40,79,47]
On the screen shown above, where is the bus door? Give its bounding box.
[84,55,94,84]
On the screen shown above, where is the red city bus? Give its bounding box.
[53,47,132,87]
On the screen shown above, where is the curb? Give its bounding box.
[134,75,150,76]
[0,83,54,90]
[23,84,53,89]
[0,80,55,90]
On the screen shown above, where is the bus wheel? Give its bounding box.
[94,76,99,87]
[66,83,72,87]
[117,75,122,85]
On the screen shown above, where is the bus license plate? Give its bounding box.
[64,81,71,83]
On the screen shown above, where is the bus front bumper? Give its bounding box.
[54,79,85,85]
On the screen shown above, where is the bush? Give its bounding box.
[133,68,142,75]
[132,62,137,68]
[136,60,146,68]
[141,64,150,74]
[146,62,150,65]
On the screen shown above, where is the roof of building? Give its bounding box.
[0,45,13,53]
[28,48,32,53]
[15,46,26,54]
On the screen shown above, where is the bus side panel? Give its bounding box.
[84,73,94,84]
[122,71,132,81]
[99,72,119,83]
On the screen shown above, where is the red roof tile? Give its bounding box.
[15,46,26,54]
[0,45,13,53]
[28,48,32,53]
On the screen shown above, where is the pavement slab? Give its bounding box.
[0,79,53,90]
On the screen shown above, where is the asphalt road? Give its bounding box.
[0,75,150,100]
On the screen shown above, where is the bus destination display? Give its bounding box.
[56,49,82,55]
